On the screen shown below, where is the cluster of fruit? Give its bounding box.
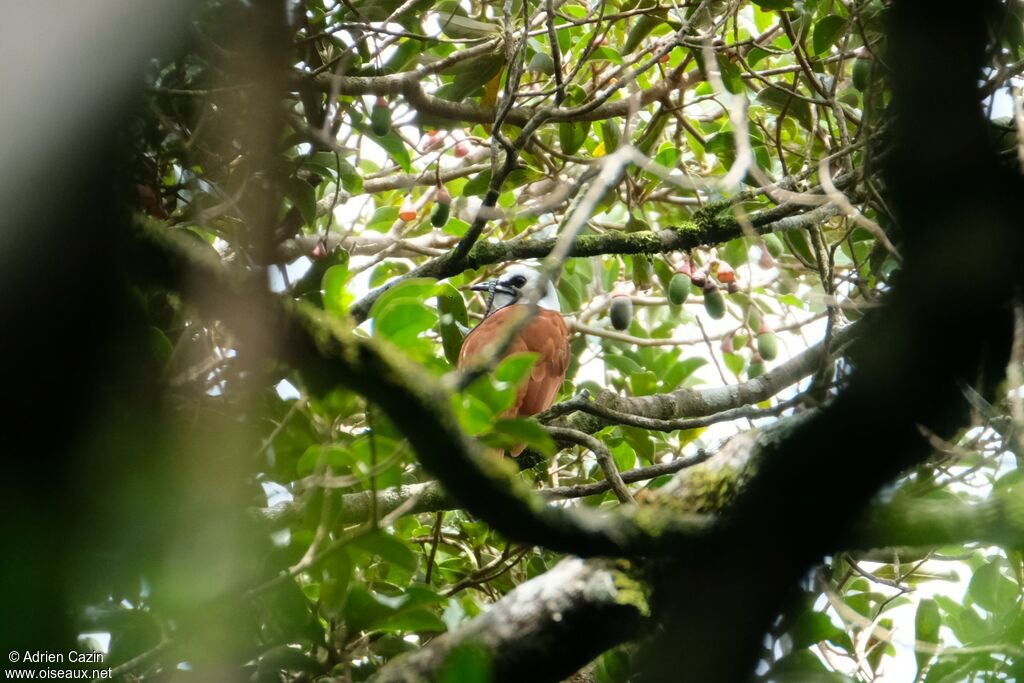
[606,248,781,376]
[370,97,477,228]
[607,255,740,331]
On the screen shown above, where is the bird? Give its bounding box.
[458,265,570,456]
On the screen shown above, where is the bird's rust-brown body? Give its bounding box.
[458,305,570,444]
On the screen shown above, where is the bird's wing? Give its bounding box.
[457,306,569,418]
[516,310,570,416]
[457,305,521,368]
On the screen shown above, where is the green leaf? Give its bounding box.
[439,53,505,101]
[337,158,363,194]
[610,440,637,472]
[812,15,847,56]
[765,650,830,677]
[720,237,750,267]
[559,121,590,156]
[755,84,814,130]
[435,282,468,326]
[363,127,412,172]
[661,357,706,390]
[370,261,411,288]
[342,587,400,633]
[369,278,438,320]
[367,206,400,232]
[285,177,317,228]
[717,56,744,94]
[257,646,320,678]
[630,371,658,396]
[146,326,173,367]
[377,608,446,635]
[915,598,941,675]
[464,374,517,418]
[622,426,653,463]
[450,393,497,435]
[495,352,540,386]
[723,351,745,377]
[439,644,492,683]
[751,0,794,10]
[790,611,845,649]
[623,13,667,55]
[318,551,354,619]
[595,648,631,683]
[321,259,353,317]
[352,531,418,571]
[604,353,644,375]
[590,46,623,64]
[482,418,556,456]
[968,561,1019,615]
[435,2,501,39]
[462,167,544,196]
[375,300,438,344]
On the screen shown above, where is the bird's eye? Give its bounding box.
[509,275,527,288]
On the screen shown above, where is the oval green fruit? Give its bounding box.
[431,201,450,228]
[610,296,634,331]
[436,282,468,326]
[757,331,778,361]
[623,12,666,55]
[631,255,653,290]
[559,121,588,156]
[703,286,726,319]
[748,361,765,379]
[528,51,555,75]
[852,58,871,91]
[762,233,784,258]
[746,308,761,331]
[438,313,464,365]
[600,119,622,153]
[371,102,392,136]
[668,273,691,305]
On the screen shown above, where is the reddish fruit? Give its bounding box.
[312,241,328,260]
[399,200,417,222]
[690,269,708,289]
[454,140,471,157]
[721,335,735,354]
[758,246,775,270]
[713,260,736,283]
[659,53,670,63]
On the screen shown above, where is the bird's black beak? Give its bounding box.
[470,280,516,296]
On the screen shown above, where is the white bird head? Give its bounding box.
[470,265,561,316]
